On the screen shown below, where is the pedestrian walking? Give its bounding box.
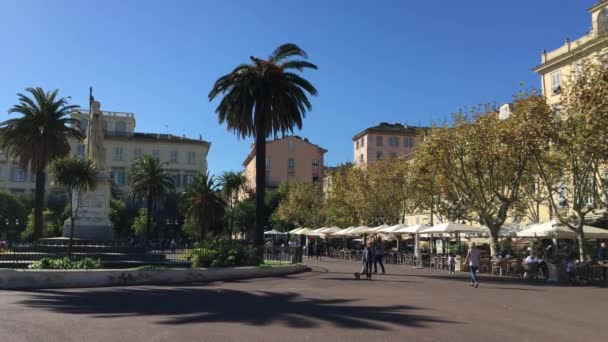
[307,238,314,260]
[464,242,481,288]
[356,241,375,280]
[448,254,456,275]
[373,237,386,274]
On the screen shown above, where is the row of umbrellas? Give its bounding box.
[264,220,608,239]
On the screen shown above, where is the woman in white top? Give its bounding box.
[465,242,481,288]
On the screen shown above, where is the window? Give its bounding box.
[404,137,415,148]
[376,136,383,146]
[152,149,160,160]
[359,154,364,163]
[133,148,142,160]
[114,121,126,135]
[288,158,295,170]
[376,151,383,160]
[103,120,108,133]
[573,61,583,79]
[113,147,125,161]
[415,216,420,224]
[183,174,196,187]
[170,151,178,164]
[389,137,399,147]
[172,173,181,187]
[356,140,359,149]
[361,137,365,147]
[11,167,25,182]
[312,159,319,172]
[550,71,562,95]
[77,144,86,159]
[288,140,295,152]
[110,170,126,186]
[598,8,608,34]
[187,151,195,164]
[265,158,271,170]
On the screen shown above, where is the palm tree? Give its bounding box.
[182,173,225,242]
[128,155,174,243]
[0,87,83,240]
[209,43,318,252]
[218,171,247,238]
[49,156,98,256]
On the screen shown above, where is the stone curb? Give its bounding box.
[0,264,310,290]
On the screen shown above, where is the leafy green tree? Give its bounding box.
[274,181,325,229]
[0,191,28,240]
[232,197,256,240]
[416,94,555,255]
[131,208,156,240]
[209,43,318,253]
[182,173,225,242]
[49,156,98,255]
[21,209,61,241]
[0,87,83,240]
[128,155,175,243]
[531,62,608,260]
[218,171,247,238]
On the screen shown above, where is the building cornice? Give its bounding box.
[533,35,608,74]
[241,135,327,167]
[589,1,608,13]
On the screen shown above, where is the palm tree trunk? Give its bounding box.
[146,191,153,245]
[33,168,46,240]
[254,121,266,257]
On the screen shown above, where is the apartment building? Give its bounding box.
[0,109,210,196]
[352,122,427,165]
[242,136,326,192]
[533,0,608,106]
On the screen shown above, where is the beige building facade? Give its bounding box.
[242,136,326,192]
[0,109,210,197]
[352,122,426,166]
[534,1,608,106]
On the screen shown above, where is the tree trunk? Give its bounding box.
[489,227,500,257]
[33,168,46,240]
[198,210,206,243]
[254,122,266,258]
[576,222,588,262]
[145,192,153,245]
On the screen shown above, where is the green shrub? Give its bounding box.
[28,257,102,269]
[186,240,261,268]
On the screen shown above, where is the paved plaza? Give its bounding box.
[0,259,605,342]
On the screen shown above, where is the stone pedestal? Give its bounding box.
[62,174,113,241]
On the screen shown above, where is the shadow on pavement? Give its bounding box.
[17,287,454,330]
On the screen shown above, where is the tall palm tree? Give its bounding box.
[209,43,318,252]
[49,156,98,256]
[128,155,174,243]
[218,171,247,238]
[0,87,83,240]
[182,173,225,242]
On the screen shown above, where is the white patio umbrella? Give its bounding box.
[516,220,608,239]
[365,225,389,234]
[349,226,372,235]
[393,224,430,264]
[319,226,343,234]
[378,224,408,233]
[290,228,312,235]
[422,222,483,234]
[332,226,358,236]
[264,229,288,235]
[480,223,523,237]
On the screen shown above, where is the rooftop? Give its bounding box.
[352,122,429,141]
[105,132,211,146]
[242,135,327,167]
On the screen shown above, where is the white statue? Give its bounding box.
[85,88,105,170]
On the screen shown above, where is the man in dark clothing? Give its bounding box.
[373,237,386,274]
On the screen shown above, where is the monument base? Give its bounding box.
[62,219,114,241]
[62,174,114,241]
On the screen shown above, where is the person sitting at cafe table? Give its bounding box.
[523,252,540,278]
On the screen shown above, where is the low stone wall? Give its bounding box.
[0,264,310,290]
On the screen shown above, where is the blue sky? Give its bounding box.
[0,0,593,176]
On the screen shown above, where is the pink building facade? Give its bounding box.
[352,122,427,165]
[242,136,327,192]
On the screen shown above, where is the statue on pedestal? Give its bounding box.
[62,87,113,241]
